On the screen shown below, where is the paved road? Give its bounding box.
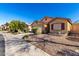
[0,34,5,56]
[2,32,49,56]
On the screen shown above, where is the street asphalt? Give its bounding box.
[0,34,5,56]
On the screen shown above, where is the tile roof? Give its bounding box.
[41,16,53,24]
[49,17,72,24]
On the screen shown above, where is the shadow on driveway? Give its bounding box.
[0,34,5,56]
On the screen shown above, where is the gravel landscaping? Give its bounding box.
[24,34,79,56]
[0,31,79,56]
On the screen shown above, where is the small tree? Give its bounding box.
[9,20,28,33]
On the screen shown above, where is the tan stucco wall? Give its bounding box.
[49,19,71,33]
[71,24,79,33]
[66,21,72,31]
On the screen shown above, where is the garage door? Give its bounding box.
[53,24,61,30]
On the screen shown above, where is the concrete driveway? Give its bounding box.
[2,32,49,56]
[0,34,5,56]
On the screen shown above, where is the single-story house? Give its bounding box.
[41,17,72,34]
[28,25,32,32]
[31,16,79,34]
[0,24,9,31]
[49,17,72,34]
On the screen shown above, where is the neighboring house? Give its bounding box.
[31,21,43,30]
[28,25,32,32]
[0,25,6,30]
[0,26,2,30]
[31,21,43,27]
[0,23,9,31]
[31,21,43,34]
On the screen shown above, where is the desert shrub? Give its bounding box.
[22,34,29,39]
[22,34,31,42]
[32,27,42,35]
[32,27,38,34]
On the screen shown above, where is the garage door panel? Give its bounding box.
[53,24,61,30]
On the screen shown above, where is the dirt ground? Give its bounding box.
[25,34,79,56]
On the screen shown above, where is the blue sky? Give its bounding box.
[0,3,79,25]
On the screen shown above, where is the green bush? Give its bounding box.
[32,27,38,34]
[32,27,42,35]
[9,20,28,33]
